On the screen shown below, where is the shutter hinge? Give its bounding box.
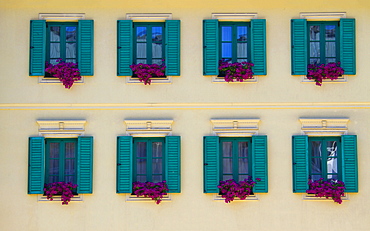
[204,163,209,166]
[117,163,122,166]
[293,162,297,165]
[203,46,207,48]
[117,46,122,49]
[30,46,34,49]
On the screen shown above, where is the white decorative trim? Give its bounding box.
[126,76,172,84]
[214,194,258,201]
[39,13,85,21]
[211,119,260,137]
[124,120,173,137]
[212,76,257,83]
[126,13,172,22]
[126,194,171,202]
[39,77,84,85]
[300,12,346,21]
[38,194,84,203]
[299,118,349,136]
[212,13,258,21]
[303,193,348,201]
[36,120,87,138]
[301,75,347,84]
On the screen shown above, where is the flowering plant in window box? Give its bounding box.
[43,181,78,205]
[130,61,166,85]
[306,62,344,86]
[306,178,346,204]
[45,59,82,89]
[218,60,254,82]
[132,181,169,204]
[217,177,261,203]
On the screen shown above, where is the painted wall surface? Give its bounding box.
[1,0,370,230]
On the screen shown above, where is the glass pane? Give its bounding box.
[49,59,59,65]
[238,159,248,174]
[152,175,162,183]
[65,142,75,158]
[327,157,338,174]
[137,43,146,58]
[309,26,320,40]
[238,142,248,157]
[325,25,336,40]
[310,42,320,57]
[311,141,322,157]
[237,43,247,58]
[136,159,146,174]
[310,175,321,181]
[50,26,60,42]
[152,59,162,65]
[223,159,233,174]
[66,58,77,63]
[221,27,232,41]
[66,43,76,59]
[50,43,60,58]
[137,175,146,182]
[49,159,59,175]
[237,26,247,41]
[65,159,75,175]
[66,27,77,41]
[325,42,336,57]
[136,142,146,158]
[152,142,163,157]
[49,143,60,158]
[311,158,322,174]
[136,27,147,42]
[136,59,147,64]
[326,141,338,157]
[49,175,59,183]
[327,175,338,180]
[221,43,232,58]
[326,58,336,63]
[152,43,162,58]
[64,175,75,183]
[152,27,162,42]
[222,175,233,181]
[238,175,248,182]
[152,159,162,174]
[237,58,248,63]
[222,142,232,157]
[310,58,320,65]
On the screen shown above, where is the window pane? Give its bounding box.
[50,43,60,59]
[152,27,162,42]
[136,159,147,174]
[49,159,59,175]
[136,59,147,64]
[50,26,60,42]
[237,26,247,41]
[49,175,59,183]
[222,142,232,157]
[238,142,248,157]
[325,25,336,40]
[221,27,232,41]
[310,58,320,65]
[136,27,147,42]
[137,175,146,182]
[64,175,75,183]
[66,26,77,41]
[66,59,77,63]
[327,175,338,180]
[327,157,338,174]
[136,43,147,59]
[238,159,248,174]
[326,58,336,63]
[311,141,322,157]
[65,142,75,158]
[221,43,232,58]
[136,142,147,158]
[223,159,233,174]
[65,159,75,175]
[237,43,247,58]
[152,142,163,157]
[152,159,162,174]
[49,59,60,65]
[152,43,162,59]
[326,141,338,157]
[49,143,60,158]
[238,175,248,182]
[152,59,162,65]
[222,175,233,181]
[309,26,320,40]
[237,58,248,63]
[325,42,336,58]
[66,43,76,59]
[310,42,320,57]
[152,175,162,183]
[311,175,322,181]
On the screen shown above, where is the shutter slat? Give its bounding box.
[252,136,268,193]
[117,20,133,76]
[203,136,219,193]
[29,20,46,76]
[292,135,309,192]
[340,18,356,75]
[203,20,219,75]
[78,20,94,76]
[77,136,93,194]
[165,20,181,76]
[291,19,307,75]
[28,137,45,194]
[342,135,358,192]
[165,136,181,193]
[117,136,133,193]
[251,19,267,75]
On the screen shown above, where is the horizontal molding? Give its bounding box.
[1,102,370,110]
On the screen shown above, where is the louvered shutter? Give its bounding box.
[29,20,46,76]
[341,135,358,192]
[117,136,133,193]
[117,20,133,76]
[292,135,309,192]
[165,20,181,76]
[78,20,94,76]
[252,136,268,193]
[203,136,220,193]
[165,136,181,193]
[203,20,219,75]
[340,18,356,75]
[77,136,93,194]
[28,137,45,194]
[291,19,308,75]
[251,19,267,75]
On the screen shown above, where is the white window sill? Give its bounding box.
[125,194,172,202]
[38,76,85,85]
[213,194,259,201]
[37,194,84,203]
[211,76,258,83]
[302,193,349,201]
[300,75,347,84]
[126,76,172,84]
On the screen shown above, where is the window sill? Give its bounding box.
[126,76,172,84]
[37,194,84,203]
[300,75,347,84]
[211,76,258,83]
[302,193,349,201]
[125,194,172,202]
[38,76,85,85]
[213,194,259,201]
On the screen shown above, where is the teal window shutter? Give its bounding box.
[165,136,181,193]
[340,18,356,75]
[117,136,133,193]
[165,20,181,76]
[77,136,93,194]
[203,20,219,75]
[117,20,133,76]
[28,137,45,194]
[29,20,46,76]
[78,20,94,76]
[251,19,267,75]
[292,135,309,192]
[203,136,220,193]
[341,135,358,192]
[291,19,307,75]
[252,135,268,193]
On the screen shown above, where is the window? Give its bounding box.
[203,18,266,76]
[29,19,94,77]
[116,136,181,193]
[117,20,180,77]
[28,136,93,194]
[203,136,268,193]
[291,18,355,75]
[292,135,358,193]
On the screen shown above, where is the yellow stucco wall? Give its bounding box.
[1,0,370,230]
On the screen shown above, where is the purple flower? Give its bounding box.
[45,59,82,89]
[217,177,260,203]
[306,62,344,86]
[132,181,168,204]
[43,181,78,205]
[218,59,254,82]
[306,178,345,204]
[130,60,166,85]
